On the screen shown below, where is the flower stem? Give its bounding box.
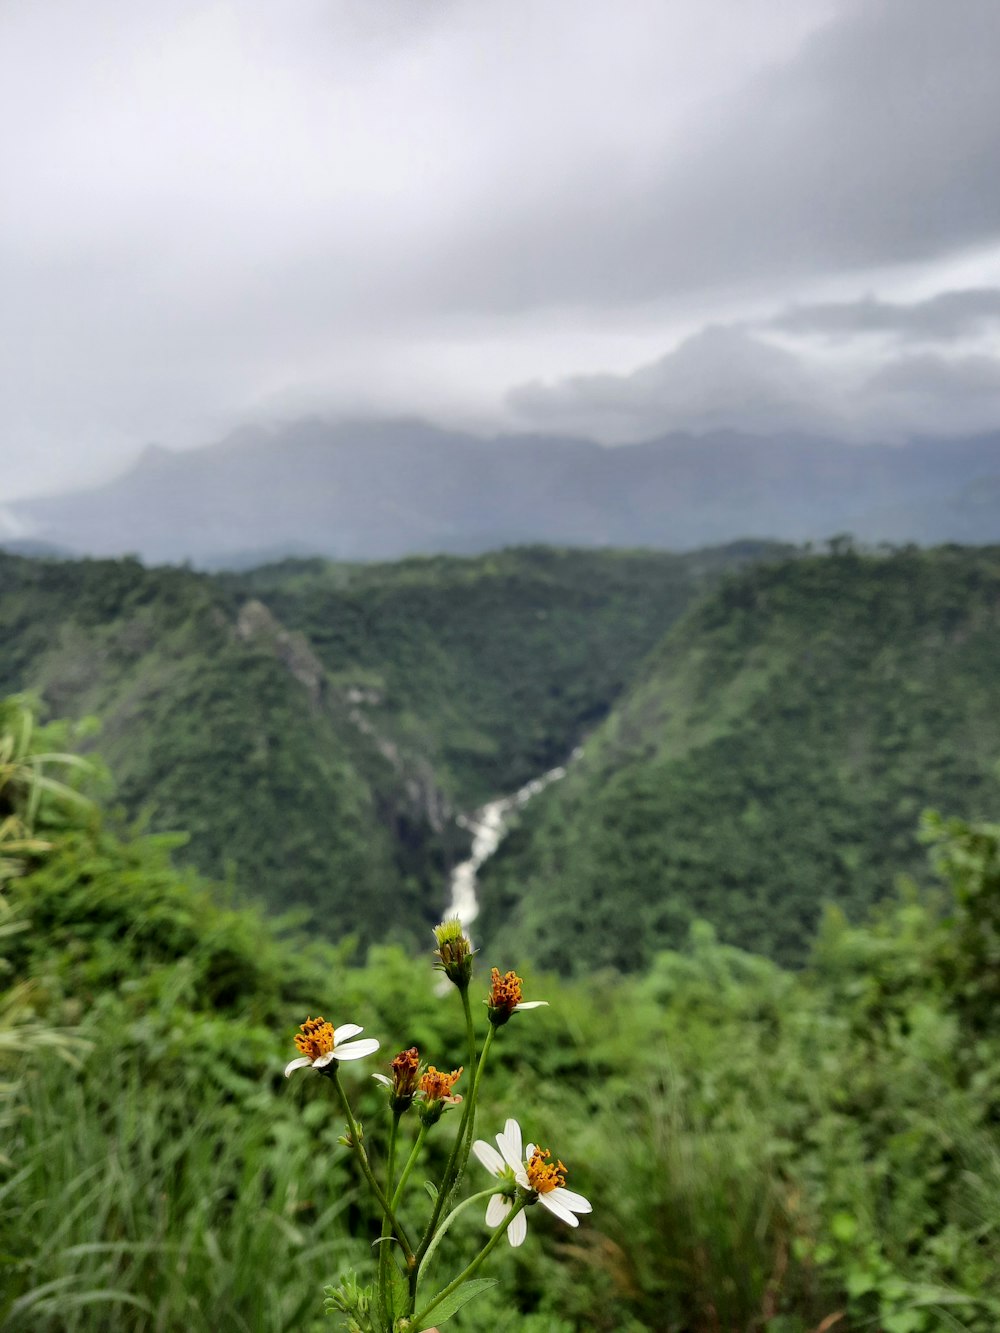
[453,1019,495,1186]
[462,981,478,1074]
[377,1109,401,1307]
[331,1067,413,1264]
[392,1123,427,1212]
[419,1187,498,1279]
[415,1020,495,1267]
[410,1200,525,1331]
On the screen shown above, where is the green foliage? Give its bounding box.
[228,544,774,801]
[4,728,1000,1328]
[5,537,1000,1330]
[0,554,437,943]
[0,543,764,945]
[480,546,1000,969]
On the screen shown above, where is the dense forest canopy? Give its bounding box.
[480,544,1000,968]
[0,542,778,943]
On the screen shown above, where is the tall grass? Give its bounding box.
[1,1041,363,1332]
[573,1079,834,1333]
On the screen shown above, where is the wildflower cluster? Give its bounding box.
[282,919,591,1331]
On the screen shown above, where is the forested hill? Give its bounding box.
[478,545,1000,971]
[0,543,764,941]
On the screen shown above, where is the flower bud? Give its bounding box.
[385,1046,421,1113]
[433,918,475,989]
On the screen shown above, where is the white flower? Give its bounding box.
[284,1016,380,1077]
[472,1117,592,1247]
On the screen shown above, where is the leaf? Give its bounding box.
[882,1312,923,1333]
[846,1267,876,1298]
[378,1255,409,1324]
[424,1278,498,1326]
[830,1211,858,1243]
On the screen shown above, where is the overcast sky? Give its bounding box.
[3,0,1000,499]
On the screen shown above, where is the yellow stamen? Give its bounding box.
[419,1065,463,1102]
[526,1146,567,1195]
[294,1016,336,1062]
[390,1046,421,1098]
[488,968,523,1013]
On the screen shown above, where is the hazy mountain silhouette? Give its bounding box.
[5,418,999,564]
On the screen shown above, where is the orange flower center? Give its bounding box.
[419,1065,463,1101]
[526,1147,567,1195]
[294,1016,336,1061]
[390,1046,420,1095]
[489,968,523,1013]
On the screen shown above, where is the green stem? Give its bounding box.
[392,1123,427,1211]
[415,1015,495,1267]
[377,1110,401,1307]
[462,982,478,1075]
[332,1067,413,1264]
[453,1022,496,1186]
[410,1200,525,1331]
[419,1187,498,1280]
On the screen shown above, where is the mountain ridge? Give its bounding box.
[477,544,1000,970]
[6,418,999,564]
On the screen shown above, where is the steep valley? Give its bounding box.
[478,545,1000,969]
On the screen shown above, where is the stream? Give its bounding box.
[444,751,579,927]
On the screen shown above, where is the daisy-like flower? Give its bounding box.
[485,968,548,1028]
[472,1117,591,1247]
[284,1015,380,1077]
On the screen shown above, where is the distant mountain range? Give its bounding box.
[3,419,1000,565]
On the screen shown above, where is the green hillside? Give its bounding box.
[5,695,1000,1331]
[0,554,429,941]
[225,543,778,801]
[0,544,764,942]
[478,545,1000,970]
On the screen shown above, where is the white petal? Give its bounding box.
[526,1143,536,1158]
[539,1193,579,1226]
[485,1194,511,1228]
[372,1073,392,1086]
[549,1187,591,1214]
[504,1118,523,1159]
[284,1056,312,1077]
[312,1051,336,1069]
[332,1038,380,1061]
[334,1023,364,1043]
[507,1210,528,1247]
[497,1118,522,1169]
[514,1167,530,1190]
[513,1001,548,1010]
[472,1140,505,1176]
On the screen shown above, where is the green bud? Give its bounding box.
[432,918,475,989]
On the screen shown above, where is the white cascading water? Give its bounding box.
[444,752,579,928]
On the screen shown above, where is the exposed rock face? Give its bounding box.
[235,597,452,835]
[235,599,325,705]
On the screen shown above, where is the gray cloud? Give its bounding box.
[508,327,845,441]
[770,290,1000,342]
[858,351,1000,437]
[508,321,1000,444]
[424,0,1000,312]
[3,0,1000,499]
